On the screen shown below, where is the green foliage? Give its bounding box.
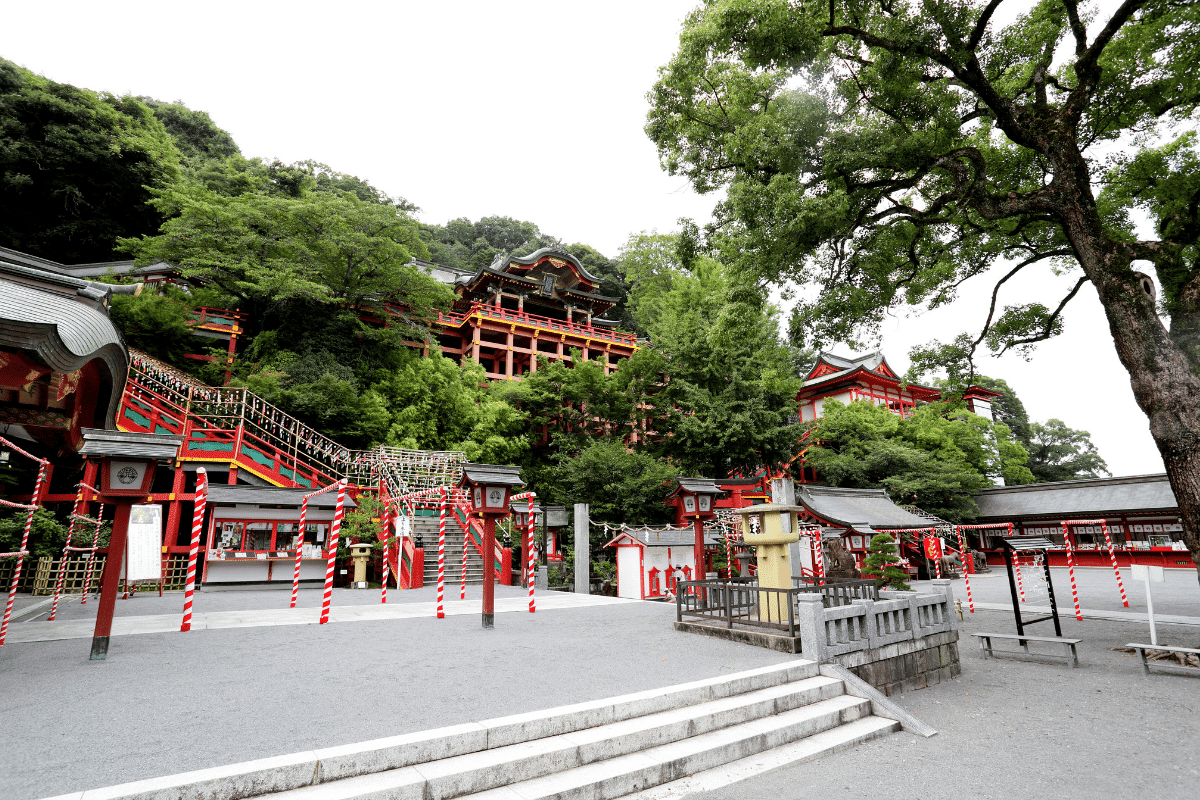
[1026,419,1110,483]
[107,287,216,371]
[805,399,1030,522]
[0,58,182,263]
[861,533,910,591]
[120,183,448,323]
[0,508,110,563]
[138,97,240,165]
[340,493,387,554]
[647,0,1200,359]
[552,440,676,527]
[619,231,805,478]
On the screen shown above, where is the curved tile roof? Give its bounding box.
[798,485,934,531]
[974,474,1177,519]
[0,262,129,429]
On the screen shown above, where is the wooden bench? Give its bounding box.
[972,632,1081,668]
[1126,643,1200,677]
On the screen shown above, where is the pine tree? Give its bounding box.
[861,533,910,591]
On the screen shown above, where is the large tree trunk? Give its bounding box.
[1064,211,1200,587]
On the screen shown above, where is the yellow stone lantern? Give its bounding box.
[733,504,804,622]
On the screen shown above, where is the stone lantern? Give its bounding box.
[349,542,374,588]
[733,503,804,622]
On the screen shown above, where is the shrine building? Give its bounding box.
[411,247,639,380]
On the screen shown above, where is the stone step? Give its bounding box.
[40,661,907,800]
[264,682,865,800]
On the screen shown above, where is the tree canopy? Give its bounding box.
[0,58,181,263]
[805,398,1033,521]
[648,0,1200,579]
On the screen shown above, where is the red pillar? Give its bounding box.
[90,503,132,660]
[693,517,705,582]
[482,515,496,628]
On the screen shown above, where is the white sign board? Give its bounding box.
[394,514,412,540]
[125,504,163,581]
[1129,563,1165,583]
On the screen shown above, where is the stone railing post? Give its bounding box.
[794,593,826,662]
[932,579,959,631]
[852,598,878,648]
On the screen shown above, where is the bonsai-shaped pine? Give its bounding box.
[861,533,911,591]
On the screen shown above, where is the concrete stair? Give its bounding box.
[413,515,485,585]
[41,662,911,800]
[60,661,904,800]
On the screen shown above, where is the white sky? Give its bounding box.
[2,0,1166,476]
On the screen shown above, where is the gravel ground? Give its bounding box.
[2,572,1197,800]
[684,607,1200,800]
[0,589,792,800]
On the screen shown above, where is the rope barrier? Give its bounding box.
[0,461,47,646]
[1062,518,1128,608]
[80,504,104,605]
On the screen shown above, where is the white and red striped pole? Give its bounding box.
[461,526,469,601]
[526,494,536,613]
[81,504,104,604]
[437,487,447,619]
[1098,520,1129,607]
[0,461,47,646]
[380,503,393,605]
[812,530,824,579]
[724,525,734,578]
[1061,521,1083,621]
[319,479,348,625]
[1014,551,1027,602]
[48,482,87,621]
[953,525,975,613]
[180,468,208,632]
[290,495,310,609]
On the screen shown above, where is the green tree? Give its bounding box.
[861,533,911,591]
[648,0,1200,580]
[1026,419,1110,483]
[554,440,677,527]
[0,58,181,263]
[805,399,1030,521]
[619,231,804,478]
[138,98,240,165]
[120,183,449,327]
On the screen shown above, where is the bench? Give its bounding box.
[972,632,1081,668]
[1126,643,1200,677]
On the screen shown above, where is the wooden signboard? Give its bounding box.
[125,504,163,581]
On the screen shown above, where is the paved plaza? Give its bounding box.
[1,570,1197,800]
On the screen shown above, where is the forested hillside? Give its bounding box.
[0,56,1103,526]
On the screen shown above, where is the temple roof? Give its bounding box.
[206,484,359,509]
[974,474,1177,520]
[0,259,130,430]
[0,245,174,280]
[797,485,934,533]
[799,350,941,400]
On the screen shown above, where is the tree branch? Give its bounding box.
[968,0,1006,50]
[972,249,1075,350]
[998,275,1090,353]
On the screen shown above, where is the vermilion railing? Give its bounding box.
[433,302,639,347]
[118,351,462,492]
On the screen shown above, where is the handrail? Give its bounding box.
[122,350,464,494]
[436,302,639,347]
